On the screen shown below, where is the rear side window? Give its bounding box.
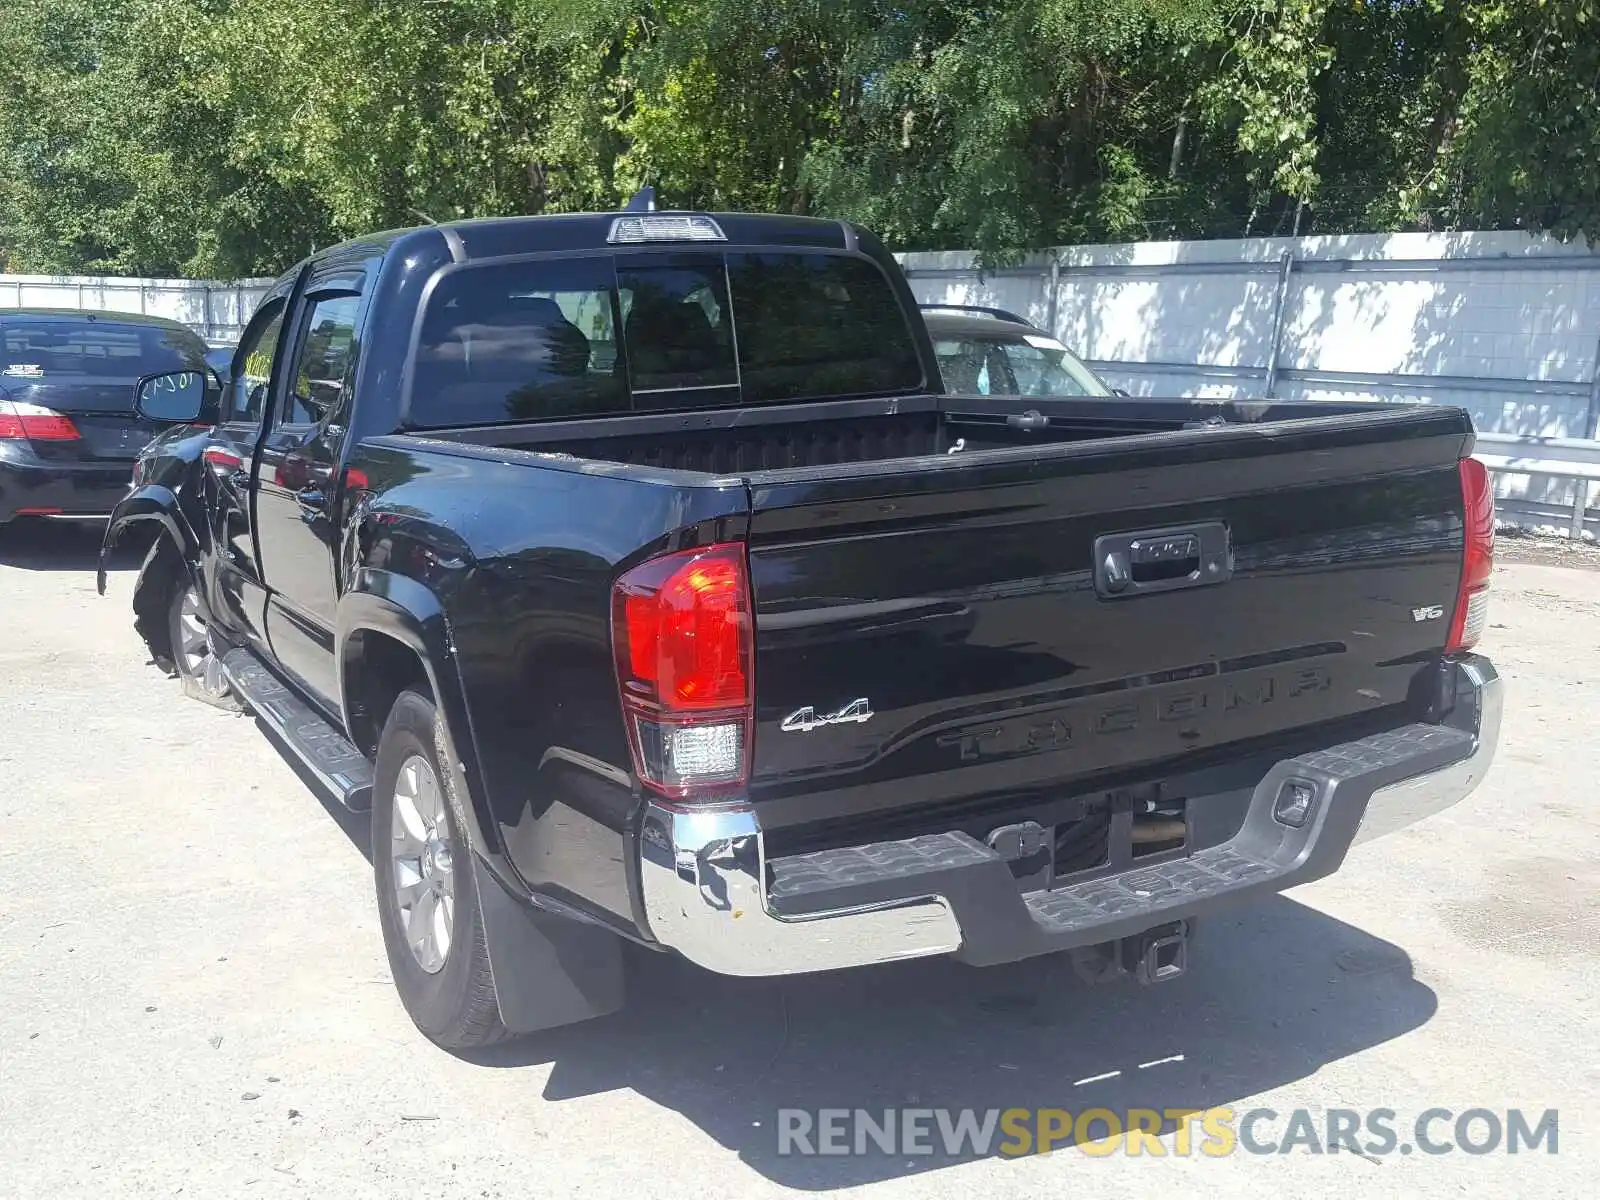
[1,320,205,381]
[283,294,361,425]
[408,250,924,428]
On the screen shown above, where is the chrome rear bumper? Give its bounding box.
[639,655,1502,977]
[1352,656,1502,844]
[639,806,962,976]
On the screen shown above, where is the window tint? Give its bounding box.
[615,259,737,394]
[408,250,925,429]
[282,294,360,425]
[231,306,285,424]
[1,320,205,380]
[412,258,625,426]
[727,253,922,403]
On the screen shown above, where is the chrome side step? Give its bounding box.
[220,647,373,811]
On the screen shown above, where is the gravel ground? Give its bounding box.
[0,520,1594,1198]
[1496,531,1600,572]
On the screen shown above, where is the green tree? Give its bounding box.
[4,0,1600,277]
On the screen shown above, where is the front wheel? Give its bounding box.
[167,582,211,682]
[164,579,238,709]
[372,689,509,1050]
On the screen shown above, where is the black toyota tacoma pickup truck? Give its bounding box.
[101,204,1502,1051]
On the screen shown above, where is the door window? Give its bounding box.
[282,295,361,427]
[231,304,286,425]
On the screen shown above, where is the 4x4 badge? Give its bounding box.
[780,697,873,733]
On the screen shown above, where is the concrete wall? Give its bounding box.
[1,273,273,345]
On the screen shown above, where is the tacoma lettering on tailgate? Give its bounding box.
[936,665,1332,762]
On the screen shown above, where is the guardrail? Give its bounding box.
[1473,431,1600,537]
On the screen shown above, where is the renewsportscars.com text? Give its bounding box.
[775,1106,1559,1158]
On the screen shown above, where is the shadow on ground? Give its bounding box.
[0,518,149,572]
[259,720,375,864]
[249,637,1437,1190]
[453,901,1432,1186]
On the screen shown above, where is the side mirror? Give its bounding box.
[1112,387,1132,398]
[134,370,220,424]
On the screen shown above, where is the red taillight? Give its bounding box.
[612,543,753,800]
[1447,457,1495,654]
[0,399,80,441]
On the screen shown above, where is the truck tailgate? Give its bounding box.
[742,405,1473,841]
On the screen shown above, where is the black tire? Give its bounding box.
[372,688,509,1050]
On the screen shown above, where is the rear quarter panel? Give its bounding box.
[344,438,750,928]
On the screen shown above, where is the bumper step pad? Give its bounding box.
[1028,846,1276,933]
[768,833,995,915]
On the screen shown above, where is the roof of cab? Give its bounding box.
[317,210,857,269]
[450,211,851,261]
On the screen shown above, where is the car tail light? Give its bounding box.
[0,399,80,441]
[612,542,753,800]
[1447,457,1495,653]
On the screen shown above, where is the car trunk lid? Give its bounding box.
[0,378,161,461]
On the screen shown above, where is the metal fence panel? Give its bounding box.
[901,230,1600,532]
[1,273,274,346]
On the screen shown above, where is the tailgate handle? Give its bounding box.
[1094,523,1231,599]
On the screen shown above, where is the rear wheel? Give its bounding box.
[373,689,509,1050]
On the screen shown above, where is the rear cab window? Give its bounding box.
[408,250,924,428]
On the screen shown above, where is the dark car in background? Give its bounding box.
[0,310,210,524]
[921,304,1117,397]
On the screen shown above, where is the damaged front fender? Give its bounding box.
[98,484,198,596]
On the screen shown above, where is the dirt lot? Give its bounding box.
[0,521,1594,1198]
